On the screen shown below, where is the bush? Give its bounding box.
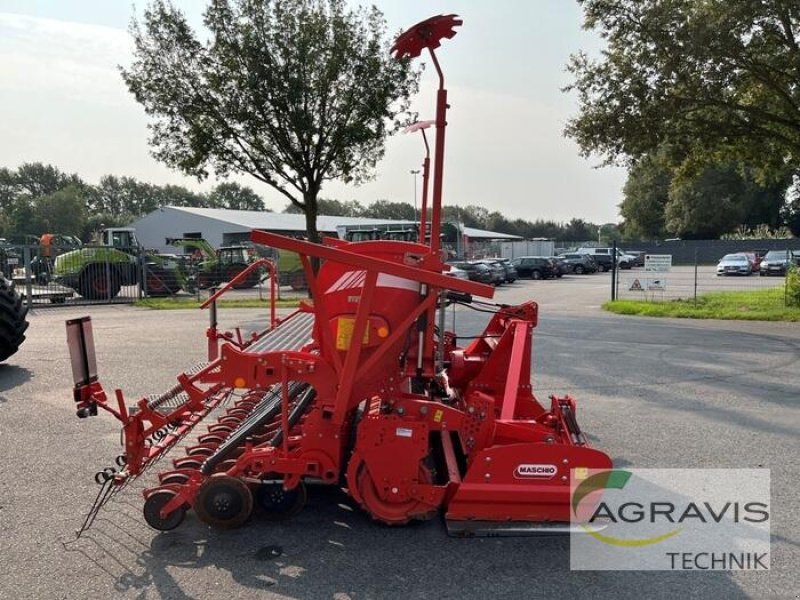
[786,264,800,307]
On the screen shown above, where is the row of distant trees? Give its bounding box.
[0,162,616,243]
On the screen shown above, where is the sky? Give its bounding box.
[0,1,627,224]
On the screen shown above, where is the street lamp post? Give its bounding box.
[410,169,420,222]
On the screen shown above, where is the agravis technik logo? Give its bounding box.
[570,469,771,570]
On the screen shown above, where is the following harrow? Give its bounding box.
[66,14,611,537]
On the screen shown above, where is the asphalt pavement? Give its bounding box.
[0,276,797,600]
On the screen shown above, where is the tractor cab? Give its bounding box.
[216,245,254,267]
[98,228,141,251]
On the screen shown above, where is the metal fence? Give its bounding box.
[1,243,308,309]
[613,259,797,306]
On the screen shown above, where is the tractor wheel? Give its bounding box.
[0,276,29,363]
[256,481,307,520]
[78,265,121,300]
[194,475,254,529]
[289,270,308,291]
[145,266,180,297]
[226,263,258,289]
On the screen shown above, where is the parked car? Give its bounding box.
[759,250,800,276]
[558,253,597,274]
[510,256,557,280]
[575,247,634,271]
[622,250,647,267]
[490,258,518,283]
[716,253,752,276]
[444,264,469,280]
[471,259,505,285]
[449,261,493,284]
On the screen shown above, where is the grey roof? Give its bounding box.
[162,206,521,240]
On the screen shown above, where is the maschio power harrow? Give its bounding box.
[67,15,611,537]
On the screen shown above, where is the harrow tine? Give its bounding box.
[76,477,115,538]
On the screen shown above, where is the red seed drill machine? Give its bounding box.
[67,15,611,537]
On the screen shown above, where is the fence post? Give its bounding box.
[693,249,698,306]
[23,245,33,311]
[611,240,617,301]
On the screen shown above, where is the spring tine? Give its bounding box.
[76,478,115,538]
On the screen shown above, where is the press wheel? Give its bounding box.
[256,481,307,520]
[143,490,186,531]
[194,475,253,529]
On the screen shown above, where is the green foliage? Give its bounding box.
[284,198,363,216]
[620,152,670,239]
[207,182,268,211]
[721,224,794,240]
[122,0,420,243]
[566,1,800,183]
[786,264,800,307]
[360,200,415,220]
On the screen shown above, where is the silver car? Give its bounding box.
[716,254,752,276]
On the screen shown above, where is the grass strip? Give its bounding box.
[135,297,303,310]
[604,287,800,321]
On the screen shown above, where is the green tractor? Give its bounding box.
[53,228,184,300]
[166,238,261,292]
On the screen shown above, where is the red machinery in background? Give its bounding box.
[67,15,611,537]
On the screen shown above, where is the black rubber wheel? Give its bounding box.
[159,472,190,486]
[145,266,180,297]
[78,265,121,300]
[194,475,253,529]
[597,264,607,273]
[289,270,308,291]
[574,265,584,275]
[256,481,307,520]
[143,490,186,531]
[0,277,29,363]
[531,270,542,280]
[226,264,259,289]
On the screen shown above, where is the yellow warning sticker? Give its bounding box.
[433,409,443,423]
[629,278,643,291]
[336,317,369,350]
[574,467,589,480]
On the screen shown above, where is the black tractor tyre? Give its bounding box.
[0,276,29,363]
[226,264,259,289]
[145,266,181,297]
[78,265,122,300]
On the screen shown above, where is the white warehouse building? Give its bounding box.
[129,206,520,254]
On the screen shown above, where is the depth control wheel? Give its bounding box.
[143,490,186,531]
[194,475,253,529]
[256,481,307,520]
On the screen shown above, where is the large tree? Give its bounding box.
[620,152,672,240]
[208,182,267,211]
[123,0,419,247]
[565,1,800,182]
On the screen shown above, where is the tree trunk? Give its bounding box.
[303,191,321,274]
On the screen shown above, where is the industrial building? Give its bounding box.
[129,206,520,256]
